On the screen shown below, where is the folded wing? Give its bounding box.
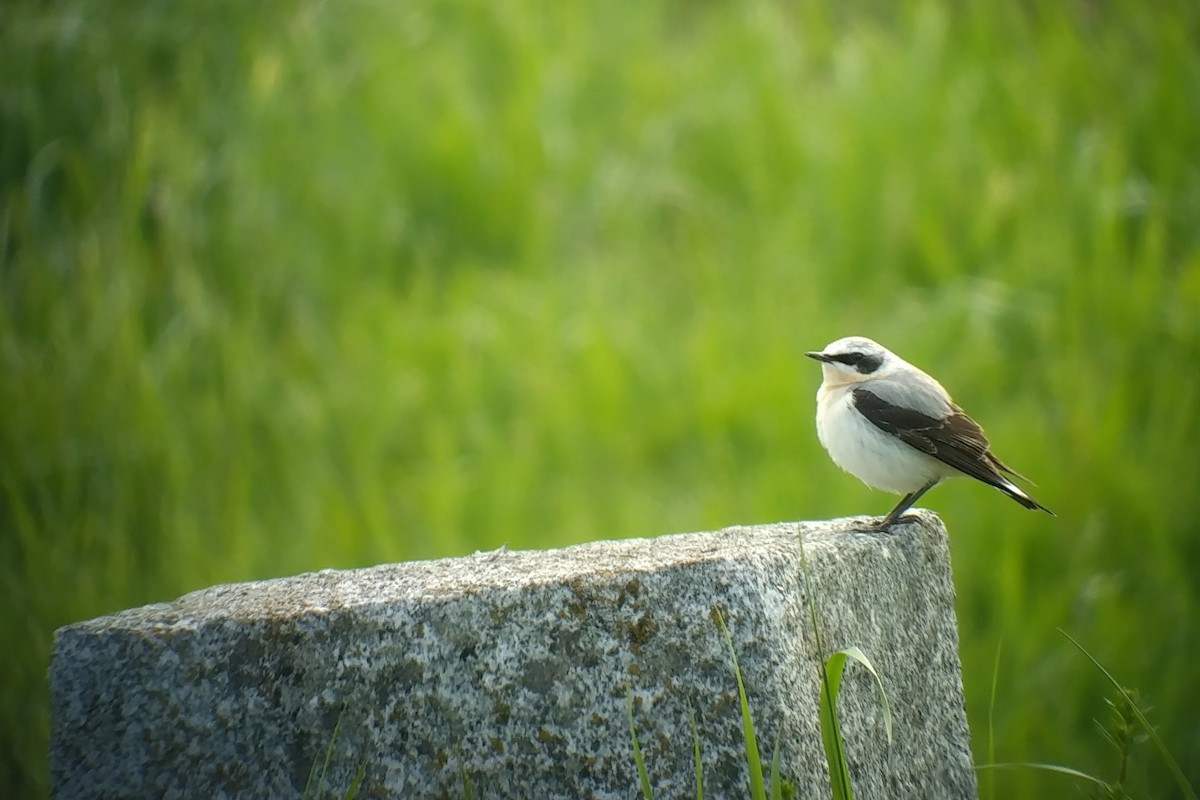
[851,386,1051,513]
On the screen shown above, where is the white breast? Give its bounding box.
[814,384,952,494]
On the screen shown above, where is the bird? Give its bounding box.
[805,336,1053,530]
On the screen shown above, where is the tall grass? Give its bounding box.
[978,631,1198,800]
[3,0,1199,795]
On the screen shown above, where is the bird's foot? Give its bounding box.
[860,513,919,533]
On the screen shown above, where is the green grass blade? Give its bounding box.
[818,650,854,800]
[687,699,703,800]
[304,706,345,800]
[626,689,654,800]
[833,646,893,744]
[985,641,1002,800]
[798,526,852,800]
[1058,629,1199,800]
[770,727,783,800]
[459,764,476,800]
[715,608,766,800]
[974,761,1108,786]
[341,759,366,800]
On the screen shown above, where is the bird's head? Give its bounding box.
[805,336,896,386]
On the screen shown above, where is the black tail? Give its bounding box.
[987,454,1054,516]
[998,477,1054,516]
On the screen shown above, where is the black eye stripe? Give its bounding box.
[831,352,883,374]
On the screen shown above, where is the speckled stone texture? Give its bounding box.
[51,510,977,800]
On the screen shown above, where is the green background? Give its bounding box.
[3,0,1199,796]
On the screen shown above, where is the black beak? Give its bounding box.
[805,351,832,363]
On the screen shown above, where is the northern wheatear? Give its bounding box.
[805,336,1053,529]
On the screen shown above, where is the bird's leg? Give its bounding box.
[872,480,939,531]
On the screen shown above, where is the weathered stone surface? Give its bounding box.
[51,511,977,799]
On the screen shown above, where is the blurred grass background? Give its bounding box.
[3,0,1199,795]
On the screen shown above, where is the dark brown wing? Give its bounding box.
[851,387,1009,490]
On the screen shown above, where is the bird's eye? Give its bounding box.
[832,352,882,374]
